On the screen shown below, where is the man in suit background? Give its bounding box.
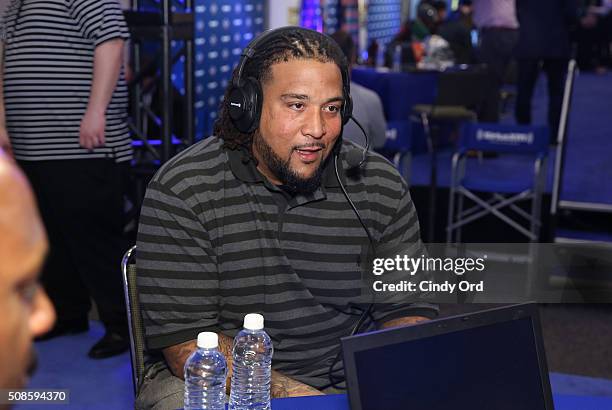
[515,0,578,144]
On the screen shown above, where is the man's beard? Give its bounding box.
[253,132,327,195]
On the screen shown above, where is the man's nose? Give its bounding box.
[301,108,327,140]
[30,286,56,338]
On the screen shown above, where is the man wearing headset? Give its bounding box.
[136,27,437,409]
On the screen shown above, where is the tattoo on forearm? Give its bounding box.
[217,333,234,366]
[270,371,293,398]
[270,371,322,398]
[162,339,197,380]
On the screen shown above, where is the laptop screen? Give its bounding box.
[344,305,552,410]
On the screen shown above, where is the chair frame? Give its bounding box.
[121,244,145,395]
[446,147,548,244]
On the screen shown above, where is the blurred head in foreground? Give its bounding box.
[0,150,55,397]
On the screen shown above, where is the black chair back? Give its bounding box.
[435,69,488,111]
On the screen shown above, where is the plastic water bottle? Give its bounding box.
[228,313,274,410]
[184,332,227,410]
[392,44,402,72]
[376,43,385,68]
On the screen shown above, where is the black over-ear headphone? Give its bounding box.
[226,26,353,135]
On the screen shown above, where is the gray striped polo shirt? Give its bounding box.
[136,136,437,387]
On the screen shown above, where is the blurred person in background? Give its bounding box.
[384,20,416,67]
[331,29,387,150]
[515,0,578,144]
[412,1,443,41]
[472,0,519,122]
[429,0,449,22]
[439,0,476,64]
[575,0,612,73]
[0,149,55,395]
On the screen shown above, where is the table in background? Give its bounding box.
[351,67,438,123]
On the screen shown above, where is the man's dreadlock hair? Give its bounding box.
[214,28,349,152]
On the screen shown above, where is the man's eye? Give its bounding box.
[325,105,340,113]
[290,103,304,110]
[18,282,38,305]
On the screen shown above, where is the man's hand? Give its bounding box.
[79,108,105,150]
[380,316,430,330]
[270,371,324,398]
[0,127,13,157]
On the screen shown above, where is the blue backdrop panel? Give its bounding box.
[194,1,265,139]
[301,0,323,31]
[367,0,401,47]
[323,0,340,34]
[340,0,359,42]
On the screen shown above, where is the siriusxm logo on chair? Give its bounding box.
[476,129,534,145]
[461,123,549,154]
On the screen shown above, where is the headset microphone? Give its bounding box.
[343,116,370,169]
[345,148,363,169]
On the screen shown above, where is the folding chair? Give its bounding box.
[412,67,488,241]
[378,120,413,185]
[447,123,549,243]
[121,245,146,396]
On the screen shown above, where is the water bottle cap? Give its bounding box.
[197,332,218,349]
[243,313,264,330]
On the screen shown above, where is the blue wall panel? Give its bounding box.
[367,0,401,47]
[194,1,265,139]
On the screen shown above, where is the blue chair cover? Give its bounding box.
[459,123,550,156]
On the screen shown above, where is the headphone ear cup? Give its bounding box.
[228,77,262,134]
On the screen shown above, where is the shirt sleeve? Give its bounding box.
[68,0,130,46]
[370,179,439,326]
[137,179,220,351]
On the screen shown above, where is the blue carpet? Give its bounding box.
[16,321,133,410]
[409,73,612,206]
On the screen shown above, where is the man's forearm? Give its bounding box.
[87,39,124,114]
[162,332,322,397]
[270,369,322,398]
[162,339,198,379]
[380,315,430,330]
[162,333,235,382]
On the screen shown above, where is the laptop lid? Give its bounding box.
[341,303,554,410]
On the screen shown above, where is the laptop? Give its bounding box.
[341,303,554,410]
